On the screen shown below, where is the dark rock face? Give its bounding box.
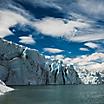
[0,38,81,85]
[45,61,81,85]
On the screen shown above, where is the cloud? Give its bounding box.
[34,17,89,37]
[70,33,104,42]
[79,48,89,51]
[71,53,104,63]
[33,17,104,43]
[0,0,104,57]
[63,57,72,64]
[50,55,65,60]
[0,10,28,38]
[12,0,66,19]
[84,42,99,49]
[19,35,35,44]
[77,0,104,19]
[43,47,64,53]
[84,62,104,72]
[45,55,65,61]
[68,52,104,72]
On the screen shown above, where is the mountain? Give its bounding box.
[46,57,104,84]
[0,38,104,85]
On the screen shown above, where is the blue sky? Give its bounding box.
[0,0,104,58]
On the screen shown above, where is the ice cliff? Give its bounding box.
[0,38,80,85]
[0,38,104,85]
[0,80,14,95]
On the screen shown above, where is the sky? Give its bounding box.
[0,0,104,70]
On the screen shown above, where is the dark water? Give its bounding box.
[0,85,104,104]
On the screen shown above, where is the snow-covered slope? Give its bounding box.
[76,68,104,84]
[0,38,104,85]
[46,57,104,84]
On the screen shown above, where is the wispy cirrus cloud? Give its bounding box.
[70,33,104,42]
[77,0,104,19]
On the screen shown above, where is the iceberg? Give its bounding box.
[0,80,14,95]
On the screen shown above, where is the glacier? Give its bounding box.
[0,38,104,86]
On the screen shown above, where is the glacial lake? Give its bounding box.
[0,85,104,104]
